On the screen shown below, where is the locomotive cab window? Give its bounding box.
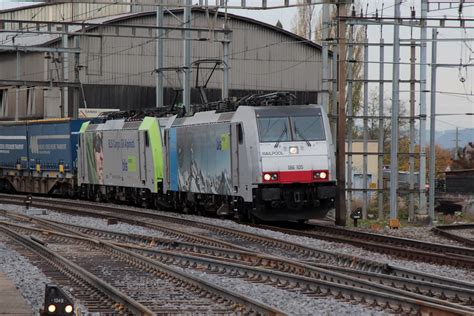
[257,117,290,142]
[290,115,325,141]
[144,131,149,147]
[237,123,243,144]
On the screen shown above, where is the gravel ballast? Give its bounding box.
[2,202,474,314]
[0,237,43,313]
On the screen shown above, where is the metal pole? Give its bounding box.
[429,28,438,224]
[332,39,338,140]
[62,25,69,117]
[321,1,329,111]
[362,34,369,219]
[377,37,385,220]
[346,23,353,216]
[15,50,20,121]
[73,36,80,119]
[418,0,428,220]
[335,3,347,226]
[455,127,459,160]
[222,23,230,100]
[156,3,164,107]
[409,29,416,222]
[183,0,192,113]
[389,0,401,224]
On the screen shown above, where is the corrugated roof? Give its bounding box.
[0,8,329,54]
[0,11,141,47]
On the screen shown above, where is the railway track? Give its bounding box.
[255,223,474,268]
[2,213,474,315]
[432,224,474,248]
[1,194,473,291]
[0,220,283,315]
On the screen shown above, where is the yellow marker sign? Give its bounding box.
[221,133,230,150]
[128,156,137,172]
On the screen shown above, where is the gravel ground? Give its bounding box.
[177,266,389,315]
[0,236,42,314]
[445,228,474,241]
[2,202,474,314]
[2,204,168,239]
[345,225,466,247]
[5,203,474,283]
[136,210,474,283]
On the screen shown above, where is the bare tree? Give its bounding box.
[361,88,409,143]
[313,1,365,114]
[291,0,317,40]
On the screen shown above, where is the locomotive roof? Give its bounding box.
[171,104,323,127]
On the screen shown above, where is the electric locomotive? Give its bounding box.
[163,104,336,222]
[0,99,336,222]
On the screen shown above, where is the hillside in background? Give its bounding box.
[435,128,474,149]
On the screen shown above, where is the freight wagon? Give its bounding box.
[0,119,84,195]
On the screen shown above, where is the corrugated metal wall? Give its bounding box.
[0,9,324,112]
[73,11,322,92]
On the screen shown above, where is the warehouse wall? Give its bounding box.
[0,9,327,116]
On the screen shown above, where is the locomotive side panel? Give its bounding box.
[169,122,232,196]
[139,117,165,193]
[103,127,144,188]
[78,117,166,197]
[80,124,104,186]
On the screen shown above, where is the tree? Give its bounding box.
[275,20,283,29]
[422,145,453,178]
[362,88,409,144]
[312,2,365,115]
[291,0,317,40]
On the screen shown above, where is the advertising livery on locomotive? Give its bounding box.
[0,103,336,222]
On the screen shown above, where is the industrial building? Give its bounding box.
[0,2,328,119]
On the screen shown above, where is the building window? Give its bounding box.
[86,36,103,76]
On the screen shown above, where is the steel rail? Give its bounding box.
[255,223,474,269]
[0,220,284,316]
[0,199,245,251]
[4,210,474,306]
[1,195,473,290]
[127,247,474,314]
[0,197,392,272]
[0,225,154,315]
[2,219,472,315]
[432,224,474,248]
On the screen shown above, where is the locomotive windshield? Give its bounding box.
[291,116,325,141]
[257,115,325,142]
[257,117,291,142]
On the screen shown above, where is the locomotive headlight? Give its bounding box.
[289,146,298,154]
[271,173,278,180]
[313,170,329,180]
[65,305,73,313]
[48,304,56,313]
[263,173,272,181]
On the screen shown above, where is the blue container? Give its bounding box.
[27,119,84,172]
[0,122,28,170]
